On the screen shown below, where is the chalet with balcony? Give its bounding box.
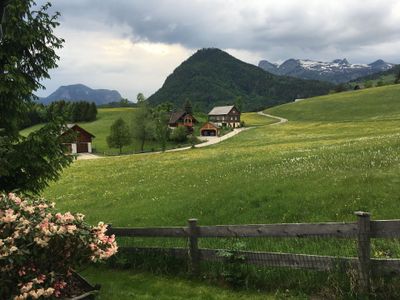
[208,105,241,128]
[168,111,197,132]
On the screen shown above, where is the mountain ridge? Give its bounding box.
[39,84,123,105]
[258,58,396,83]
[148,48,334,112]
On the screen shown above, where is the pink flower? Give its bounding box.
[2,208,17,223]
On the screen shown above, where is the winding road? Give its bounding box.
[257,111,288,125]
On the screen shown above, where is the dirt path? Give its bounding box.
[166,127,252,152]
[257,111,288,125]
[168,111,287,152]
[76,153,103,160]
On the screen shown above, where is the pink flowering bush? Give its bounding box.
[0,193,118,299]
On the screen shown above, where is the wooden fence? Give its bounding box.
[107,212,400,295]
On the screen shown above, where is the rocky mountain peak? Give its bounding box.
[258,57,396,83]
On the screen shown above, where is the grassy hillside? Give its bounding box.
[44,85,400,225]
[148,48,333,112]
[42,85,400,297]
[268,84,400,121]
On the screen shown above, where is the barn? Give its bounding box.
[200,122,220,137]
[60,124,95,154]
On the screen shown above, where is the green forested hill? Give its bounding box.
[148,48,334,112]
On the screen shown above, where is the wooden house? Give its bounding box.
[200,122,220,137]
[208,105,241,128]
[60,124,95,154]
[168,111,197,132]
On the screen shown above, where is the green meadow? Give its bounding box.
[42,84,400,297]
[82,267,280,300]
[21,108,166,154]
[21,109,268,155]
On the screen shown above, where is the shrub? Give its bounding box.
[217,241,250,288]
[0,193,118,299]
[170,126,188,143]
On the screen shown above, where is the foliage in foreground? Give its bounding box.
[0,193,118,299]
[0,0,71,194]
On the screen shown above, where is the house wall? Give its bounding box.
[71,143,77,154]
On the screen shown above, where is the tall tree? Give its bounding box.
[184,99,193,114]
[395,70,400,84]
[88,102,98,121]
[234,96,243,112]
[131,100,153,152]
[153,105,171,152]
[0,0,71,193]
[136,92,146,103]
[106,118,131,154]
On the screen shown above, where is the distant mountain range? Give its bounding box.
[258,58,396,84]
[148,48,334,112]
[39,84,123,105]
[349,64,400,83]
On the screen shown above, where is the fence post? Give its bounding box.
[354,211,371,296]
[188,218,200,276]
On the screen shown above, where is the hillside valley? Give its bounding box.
[23,84,400,297]
[44,84,400,226]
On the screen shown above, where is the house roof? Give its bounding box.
[62,124,95,138]
[169,111,197,124]
[200,122,219,130]
[208,105,236,115]
[169,111,186,124]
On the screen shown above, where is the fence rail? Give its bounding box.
[107,212,400,296]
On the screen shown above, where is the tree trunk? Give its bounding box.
[140,138,145,152]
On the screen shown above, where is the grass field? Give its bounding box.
[82,267,281,300]
[21,109,265,155]
[20,108,168,155]
[43,84,400,297]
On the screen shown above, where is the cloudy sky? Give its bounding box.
[38,0,400,100]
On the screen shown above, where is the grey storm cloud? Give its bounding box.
[36,0,400,99]
[53,0,400,62]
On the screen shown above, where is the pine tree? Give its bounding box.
[184,99,193,114]
[0,0,71,193]
[88,102,97,121]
